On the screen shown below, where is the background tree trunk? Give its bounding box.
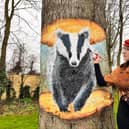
[0,0,14,70]
[117,0,123,65]
[40,0,115,129]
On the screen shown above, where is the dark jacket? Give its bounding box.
[94,63,107,86]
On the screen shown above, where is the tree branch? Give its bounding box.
[110,28,120,48]
[10,0,15,19]
[10,31,23,49]
[24,0,40,10]
[14,14,40,35]
[0,24,5,31]
[14,0,22,9]
[14,7,33,10]
[5,0,9,19]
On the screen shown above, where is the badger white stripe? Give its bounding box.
[69,33,79,67]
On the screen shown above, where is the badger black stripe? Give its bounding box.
[77,35,85,60]
[60,34,71,58]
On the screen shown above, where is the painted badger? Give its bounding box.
[51,28,96,112]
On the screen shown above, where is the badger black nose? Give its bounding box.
[71,61,77,66]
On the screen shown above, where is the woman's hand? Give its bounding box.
[93,53,102,64]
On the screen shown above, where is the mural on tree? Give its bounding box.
[40,19,113,119]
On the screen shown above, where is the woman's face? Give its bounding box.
[122,46,129,62]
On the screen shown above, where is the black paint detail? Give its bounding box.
[60,34,71,58]
[81,31,89,39]
[52,48,95,111]
[69,52,72,58]
[77,34,85,60]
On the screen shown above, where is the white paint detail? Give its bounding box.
[55,29,69,60]
[54,28,94,67]
[69,33,79,67]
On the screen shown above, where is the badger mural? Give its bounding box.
[41,19,107,115]
[49,28,96,112]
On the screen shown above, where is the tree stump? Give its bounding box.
[39,89,115,129]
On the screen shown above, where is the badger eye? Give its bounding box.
[80,31,89,39]
[69,52,72,58]
[77,53,80,60]
[80,33,85,38]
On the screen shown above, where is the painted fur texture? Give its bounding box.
[51,28,96,112]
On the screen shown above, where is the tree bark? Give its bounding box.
[117,0,123,65]
[42,0,106,30]
[40,0,115,129]
[0,20,11,70]
[39,106,115,129]
[39,90,115,129]
[0,0,14,70]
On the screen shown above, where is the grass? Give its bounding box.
[0,99,38,129]
[0,112,38,129]
[113,88,119,129]
[0,94,118,129]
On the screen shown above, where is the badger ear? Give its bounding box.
[79,28,90,39]
[55,29,65,38]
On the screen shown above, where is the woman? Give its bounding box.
[94,39,129,129]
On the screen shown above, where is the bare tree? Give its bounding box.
[9,43,26,74]
[27,54,37,74]
[8,43,38,74]
[0,0,40,99]
[0,0,40,71]
[106,0,129,69]
[106,1,120,70]
[7,42,38,99]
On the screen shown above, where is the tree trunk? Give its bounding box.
[40,0,115,129]
[39,90,115,129]
[39,106,115,129]
[42,0,106,30]
[0,19,11,70]
[117,0,123,65]
[0,0,14,70]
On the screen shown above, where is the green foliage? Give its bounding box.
[0,112,38,129]
[19,85,31,99]
[1,100,37,116]
[22,85,31,98]
[113,87,119,129]
[6,80,16,100]
[20,98,33,104]
[32,86,39,100]
[0,69,16,100]
[0,69,9,99]
[0,99,38,129]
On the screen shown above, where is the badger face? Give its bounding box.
[55,28,92,67]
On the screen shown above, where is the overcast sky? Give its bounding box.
[0,0,41,72]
